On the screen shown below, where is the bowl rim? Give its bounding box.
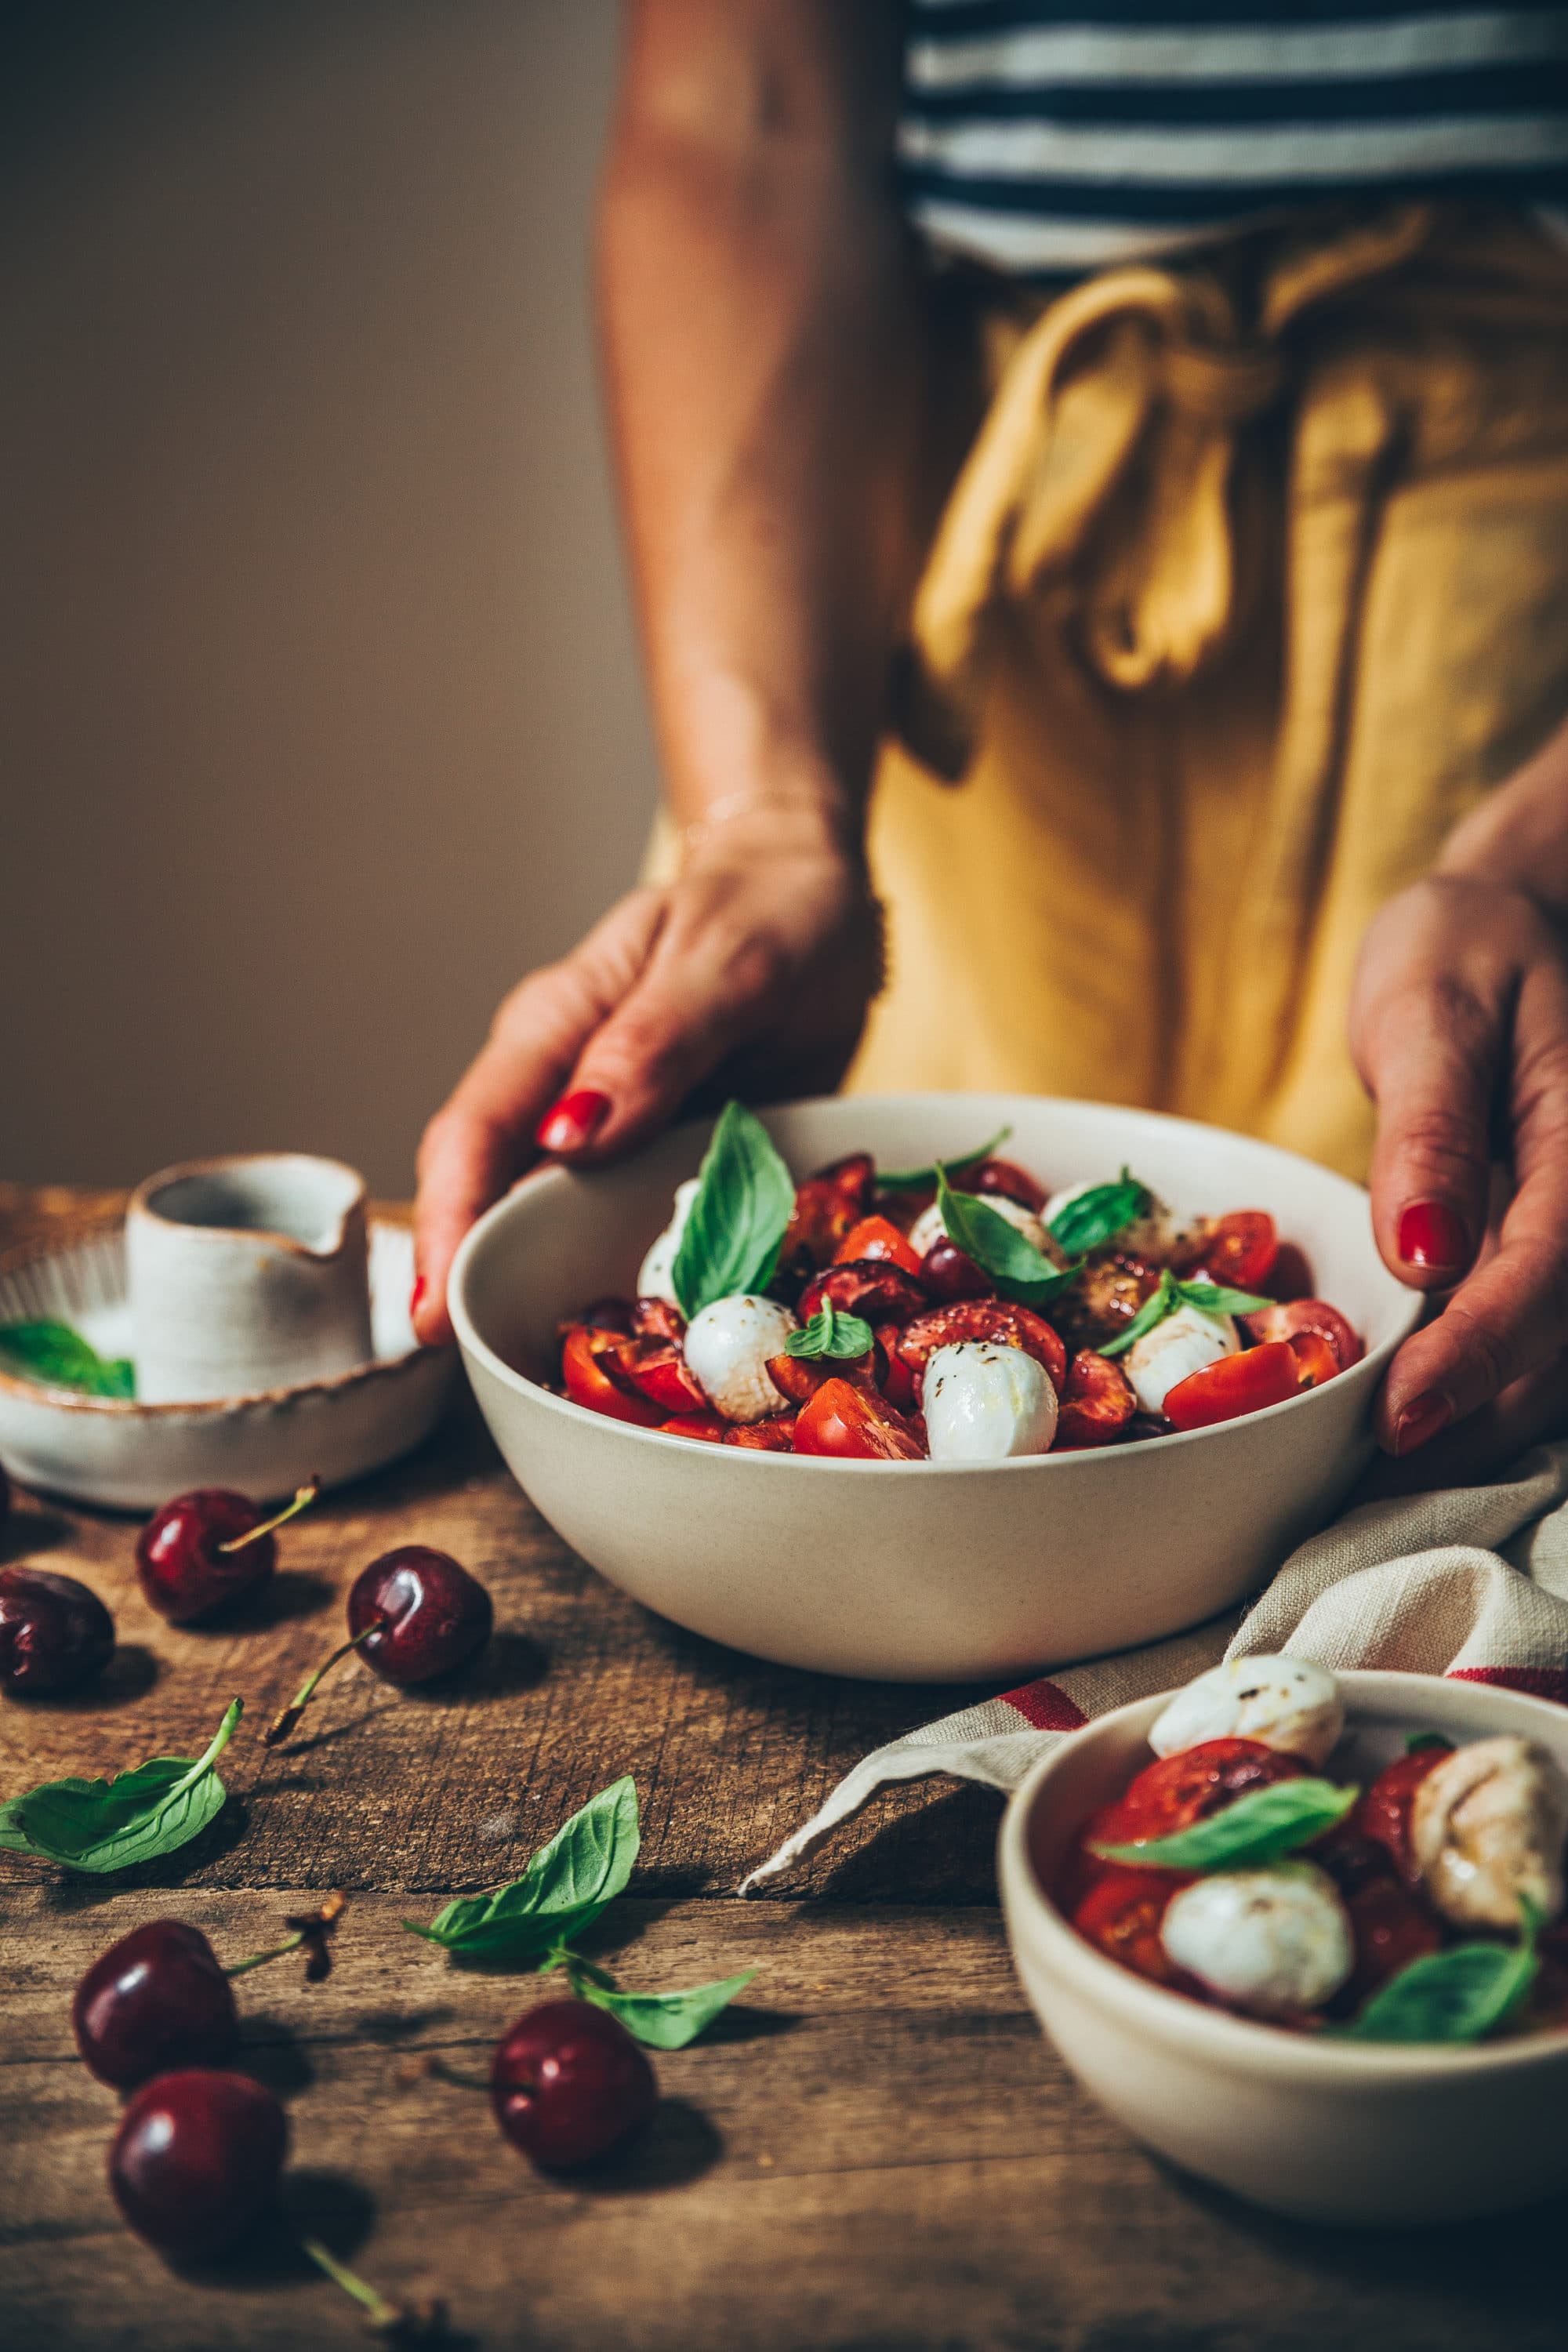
[999,1667,1568,2081]
[448,1093,1423,1474]
[0,1218,449,1419]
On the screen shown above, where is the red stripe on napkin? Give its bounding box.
[1448,1665,1568,1706]
[1001,1678,1088,1731]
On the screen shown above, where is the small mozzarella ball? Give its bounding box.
[923,1341,1058,1462]
[637,1178,702,1304]
[1149,1657,1344,1768]
[1124,1303,1238,1417]
[1411,1736,1568,1930]
[1160,1865,1353,2016]
[682,1294,797,1425]
[909,1192,1053,1263]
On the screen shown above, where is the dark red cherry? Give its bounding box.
[74,1919,238,2088]
[347,1546,492,1686]
[110,2069,288,2257]
[490,1998,657,2172]
[919,1239,993,1304]
[0,1565,114,1694]
[136,1480,315,1624]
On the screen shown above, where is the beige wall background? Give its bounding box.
[2,0,658,1194]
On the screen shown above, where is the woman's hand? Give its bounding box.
[412,811,881,1342]
[1350,873,1568,1475]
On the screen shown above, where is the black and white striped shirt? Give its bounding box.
[899,1,1568,274]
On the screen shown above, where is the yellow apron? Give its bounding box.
[849,205,1568,1178]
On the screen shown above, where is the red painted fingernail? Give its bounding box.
[1397,1200,1469,1273]
[535,1088,611,1155]
[1395,1392,1452,1455]
[410,1275,426,1317]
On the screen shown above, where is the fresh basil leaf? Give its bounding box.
[402,1776,640,1962]
[877,1126,1014,1193]
[670,1102,796,1319]
[1173,1280,1273,1319]
[0,1699,241,1872]
[1091,1777,1359,1871]
[0,1319,135,1399]
[577,1969,757,2052]
[1047,1169,1152,1258]
[934,1169,1079,1309]
[1405,1731,1454,1755]
[1098,1270,1178,1359]
[786,1302,875,1362]
[1342,1898,1542,2045]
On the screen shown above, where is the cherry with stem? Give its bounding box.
[264,1547,493,1747]
[136,1478,319,1624]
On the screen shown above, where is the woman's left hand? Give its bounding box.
[1350,873,1568,1478]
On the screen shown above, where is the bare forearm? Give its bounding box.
[597,0,920,850]
[1438,711,1568,915]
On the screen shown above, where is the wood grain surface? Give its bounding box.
[3,1189,1563,2351]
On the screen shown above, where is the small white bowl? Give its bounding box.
[0,1220,456,1510]
[999,1669,1568,2227]
[450,1093,1420,1682]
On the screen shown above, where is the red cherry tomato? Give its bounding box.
[1087,1738,1308,1848]
[1283,1329,1339,1389]
[764,1352,827,1408]
[1355,1744,1450,1883]
[1341,1876,1444,2002]
[782,1179,860,1269]
[1201,1210,1279,1290]
[897,1301,1067,1391]
[722,1414,798,1452]
[799,1261,930,1329]
[874,1321,919,1411]
[1162,1340,1301,1432]
[814,1152,875,1210]
[657,1412,727,1443]
[1242,1298,1363,1372]
[561,1327,663,1428]
[918,1238,995,1303]
[967,1157,1047,1214]
[1054,1350,1137,1449]
[793,1377,925,1461]
[1070,1866,1200,1990]
[834,1217,924,1277]
[612,1340,709,1415]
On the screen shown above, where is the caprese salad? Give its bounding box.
[550,1103,1363,1461]
[1058,1657,1568,2044]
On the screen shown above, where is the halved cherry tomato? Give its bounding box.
[765,1351,829,1408]
[1285,1329,1339,1390]
[561,1325,664,1428]
[834,1216,924,1276]
[632,1296,687,1344]
[1200,1210,1278,1290]
[612,1339,710,1415]
[897,1301,1067,1392]
[723,1413,798,1452]
[1242,1298,1363,1372]
[1354,1743,1450,1884]
[967,1156,1047,1214]
[875,1320,919,1410]
[658,1412,727,1443]
[1070,1865,1200,1990]
[1162,1339,1301,1431]
[793,1377,925,1461]
[1086,1738,1308,1848]
[918,1238,994,1303]
[1054,1350,1137,1449]
[815,1152,875,1210]
[799,1261,930,1328]
[782,1178,861,1269]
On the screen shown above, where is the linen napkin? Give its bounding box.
[741,1443,1568,1891]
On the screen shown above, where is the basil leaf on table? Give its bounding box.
[1047,1169,1152,1258]
[570,1966,757,2051]
[670,1102,796,1319]
[934,1169,1080,1310]
[0,1698,242,1872]
[1341,1899,1543,2045]
[1091,1777,1359,1871]
[786,1302,875,1362]
[0,1319,135,1399]
[877,1125,1012,1193]
[1099,1271,1272,1360]
[403,1776,640,1962]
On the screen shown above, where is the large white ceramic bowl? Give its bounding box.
[449,1094,1421,1682]
[999,1669,1568,2227]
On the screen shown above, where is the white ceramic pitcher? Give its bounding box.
[126,1154,374,1402]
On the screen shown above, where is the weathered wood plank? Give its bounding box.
[3,1889,1560,2352]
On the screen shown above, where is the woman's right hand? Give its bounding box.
[411,808,881,1344]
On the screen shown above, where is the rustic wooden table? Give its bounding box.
[2,1185,1562,2352]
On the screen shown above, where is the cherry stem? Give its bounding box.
[301,2236,405,2332]
[219,1477,321,1555]
[263,1625,378,1747]
[224,1892,347,1979]
[224,1930,307,1979]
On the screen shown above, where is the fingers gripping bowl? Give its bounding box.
[449,1096,1420,1681]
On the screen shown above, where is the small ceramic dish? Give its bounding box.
[0,1220,456,1511]
[449,1093,1420,1682]
[998,1669,1568,2227]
